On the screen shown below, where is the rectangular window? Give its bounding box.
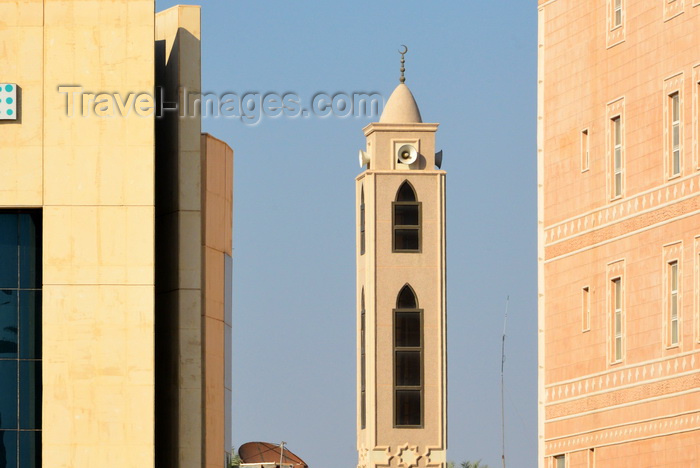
[613,277,623,362]
[671,92,681,177]
[664,74,684,176]
[696,73,700,170]
[663,243,683,347]
[581,129,590,172]
[612,116,623,197]
[669,261,679,345]
[613,0,622,27]
[588,448,595,468]
[582,286,591,332]
[697,77,700,170]
[554,454,566,468]
[0,211,42,468]
[607,0,625,47]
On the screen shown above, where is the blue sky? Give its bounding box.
[155,1,537,466]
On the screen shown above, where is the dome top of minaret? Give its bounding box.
[379,83,423,123]
[379,45,422,124]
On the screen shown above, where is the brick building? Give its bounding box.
[538,1,700,466]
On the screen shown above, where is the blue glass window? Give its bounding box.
[1,431,18,468]
[18,292,41,360]
[0,291,18,357]
[0,214,19,289]
[19,215,41,290]
[0,361,19,429]
[0,211,41,468]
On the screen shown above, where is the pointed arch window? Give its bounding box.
[393,181,421,252]
[394,285,422,427]
[360,187,365,256]
[360,288,366,429]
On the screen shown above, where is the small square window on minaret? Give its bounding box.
[0,84,17,120]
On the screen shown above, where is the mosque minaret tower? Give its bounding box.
[356,47,447,468]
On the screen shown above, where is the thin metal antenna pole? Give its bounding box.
[279,441,286,467]
[501,296,509,468]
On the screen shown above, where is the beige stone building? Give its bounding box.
[355,74,447,468]
[0,2,232,468]
[538,1,700,466]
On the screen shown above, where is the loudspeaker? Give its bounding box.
[397,144,418,165]
[358,149,370,168]
[435,150,443,169]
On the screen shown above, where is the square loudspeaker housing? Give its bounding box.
[0,84,17,120]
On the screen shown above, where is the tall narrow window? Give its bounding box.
[697,248,700,343]
[697,77,700,171]
[612,116,623,198]
[664,76,684,176]
[670,92,681,177]
[394,285,422,427]
[663,243,682,346]
[582,286,591,332]
[613,277,623,362]
[360,187,365,256]
[613,0,622,27]
[554,454,566,468]
[0,211,42,468]
[669,261,679,346]
[607,0,625,47]
[393,181,421,252]
[581,129,590,172]
[360,289,366,429]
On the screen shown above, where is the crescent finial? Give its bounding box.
[398,45,408,83]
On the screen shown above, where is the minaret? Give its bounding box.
[356,47,446,468]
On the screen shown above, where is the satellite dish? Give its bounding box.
[239,442,308,468]
[435,150,443,169]
[359,149,370,168]
[397,144,418,165]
